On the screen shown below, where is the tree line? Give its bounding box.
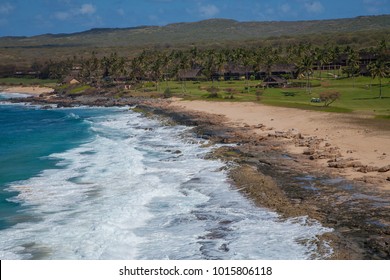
[26,40,390,90]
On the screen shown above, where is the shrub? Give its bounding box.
[206,86,220,98]
[163,87,172,98]
[225,88,237,99]
[319,91,341,107]
[255,89,264,101]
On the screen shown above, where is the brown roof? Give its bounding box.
[177,68,202,79]
[63,76,80,84]
[263,75,287,84]
[222,63,251,75]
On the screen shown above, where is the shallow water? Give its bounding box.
[0,99,333,259]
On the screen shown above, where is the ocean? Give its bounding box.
[0,92,332,260]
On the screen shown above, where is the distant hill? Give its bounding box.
[0,15,389,66]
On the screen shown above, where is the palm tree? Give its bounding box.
[240,50,254,92]
[189,46,199,69]
[343,48,360,87]
[368,60,389,99]
[296,56,314,94]
[178,51,191,92]
[151,55,163,91]
[317,46,332,79]
[201,49,217,83]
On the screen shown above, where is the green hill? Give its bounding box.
[1,15,389,66]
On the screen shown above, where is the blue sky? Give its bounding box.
[0,0,389,36]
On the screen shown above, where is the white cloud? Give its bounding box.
[55,11,71,20]
[117,8,125,16]
[148,14,159,21]
[362,0,388,13]
[54,3,97,21]
[0,3,14,14]
[304,1,324,13]
[79,4,96,15]
[280,3,291,13]
[198,4,220,17]
[363,0,384,4]
[266,7,275,15]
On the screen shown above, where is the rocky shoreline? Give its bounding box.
[135,101,389,260]
[6,93,390,259]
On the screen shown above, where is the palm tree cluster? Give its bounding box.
[35,40,389,92]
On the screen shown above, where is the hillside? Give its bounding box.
[0,15,389,66]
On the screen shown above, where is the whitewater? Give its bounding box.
[0,95,332,259]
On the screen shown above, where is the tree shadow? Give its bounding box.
[282,91,298,96]
[352,96,390,100]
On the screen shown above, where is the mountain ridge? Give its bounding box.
[1,14,389,45]
[0,15,389,66]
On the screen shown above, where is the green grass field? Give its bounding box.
[139,75,390,117]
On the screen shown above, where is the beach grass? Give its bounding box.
[69,85,92,95]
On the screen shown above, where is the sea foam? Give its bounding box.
[0,108,332,259]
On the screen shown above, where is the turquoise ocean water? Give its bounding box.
[0,93,332,260]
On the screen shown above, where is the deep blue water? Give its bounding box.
[0,104,100,229]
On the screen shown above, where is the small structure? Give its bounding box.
[221,64,252,80]
[262,76,287,88]
[177,68,203,81]
[257,64,296,79]
[63,76,80,85]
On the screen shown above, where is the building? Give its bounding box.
[177,68,203,81]
[62,76,80,85]
[262,76,288,88]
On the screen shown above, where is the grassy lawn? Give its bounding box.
[139,75,390,118]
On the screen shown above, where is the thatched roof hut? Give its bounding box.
[62,76,80,85]
[177,68,203,80]
[262,75,287,87]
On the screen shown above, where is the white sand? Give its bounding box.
[171,100,390,190]
[3,86,54,95]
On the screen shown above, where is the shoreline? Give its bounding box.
[1,86,54,95]
[171,100,390,191]
[135,100,390,259]
[4,93,390,259]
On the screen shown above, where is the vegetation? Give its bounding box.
[319,91,341,107]
[9,39,386,86]
[0,77,57,86]
[368,59,390,99]
[127,75,389,116]
[69,85,92,95]
[1,15,390,66]
[163,87,172,98]
[0,16,389,119]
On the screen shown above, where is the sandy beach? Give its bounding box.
[170,100,390,191]
[2,86,54,95]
